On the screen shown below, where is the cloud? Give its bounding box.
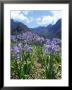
[36,16,54,26]
[51,11,61,24]
[11,10,61,27]
[20,11,30,16]
[36,11,61,26]
[52,11,61,18]
[11,11,32,24]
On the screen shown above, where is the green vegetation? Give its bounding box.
[11,45,61,79]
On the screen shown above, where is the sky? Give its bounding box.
[11,10,61,28]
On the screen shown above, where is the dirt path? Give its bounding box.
[29,60,45,79]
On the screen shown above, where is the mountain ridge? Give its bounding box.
[11,19,61,39]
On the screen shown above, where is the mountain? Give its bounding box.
[31,19,61,39]
[11,19,61,39]
[46,19,61,39]
[11,19,31,35]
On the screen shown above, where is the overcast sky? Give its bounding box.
[11,10,61,28]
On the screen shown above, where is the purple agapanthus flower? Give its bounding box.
[23,44,32,53]
[11,45,22,59]
[43,38,61,55]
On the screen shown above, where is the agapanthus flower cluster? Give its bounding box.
[11,42,33,59]
[12,31,45,45]
[43,39,61,55]
[11,31,61,58]
[52,38,61,45]
[11,45,21,59]
[11,35,17,41]
[23,44,32,53]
